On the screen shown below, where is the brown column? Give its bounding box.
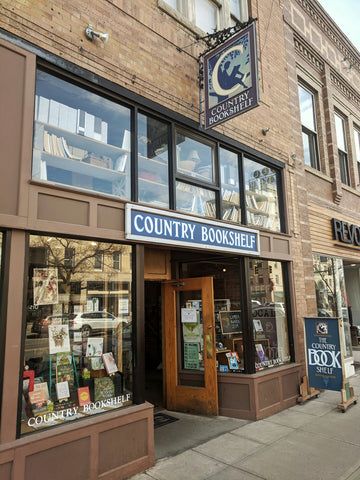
[0,230,26,444]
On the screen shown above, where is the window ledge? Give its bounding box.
[304,165,333,183]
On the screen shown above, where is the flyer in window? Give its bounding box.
[33,268,58,305]
[48,324,71,354]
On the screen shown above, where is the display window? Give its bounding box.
[313,254,352,356]
[180,256,291,373]
[20,235,133,436]
[250,260,291,370]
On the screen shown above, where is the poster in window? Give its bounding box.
[48,324,71,354]
[33,268,58,305]
[219,311,242,334]
[184,342,200,370]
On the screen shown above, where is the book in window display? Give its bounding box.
[102,352,119,375]
[86,337,104,357]
[94,377,115,402]
[48,324,71,354]
[77,386,91,407]
[56,353,75,388]
[55,381,70,401]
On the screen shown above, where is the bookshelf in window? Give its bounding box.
[137,153,169,207]
[32,121,131,199]
[245,189,279,230]
[221,187,240,223]
[176,183,216,218]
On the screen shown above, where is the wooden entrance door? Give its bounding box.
[163,277,218,415]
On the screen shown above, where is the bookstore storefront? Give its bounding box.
[0,38,300,479]
[309,212,360,379]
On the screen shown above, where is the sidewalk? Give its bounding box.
[128,367,360,480]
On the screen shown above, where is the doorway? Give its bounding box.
[145,281,163,408]
[144,276,218,415]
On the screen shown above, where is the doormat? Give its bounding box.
[154,412,179,429]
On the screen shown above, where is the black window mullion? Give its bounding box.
[132,106,138,202]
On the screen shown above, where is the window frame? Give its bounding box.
[159,0,249,33]
[298,82,320,171]
[353,126,360,184]
[334,112,350,186]
[32,66,286,233]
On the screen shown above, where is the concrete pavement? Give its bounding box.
[128,363,360,479]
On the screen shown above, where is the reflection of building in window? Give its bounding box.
[64,247,75,268]
[113,251,122,270]
[94,252,104,270]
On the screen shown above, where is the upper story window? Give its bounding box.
[334,112,350,186]
[195,0,217,33]
[353,127,360,182]
[298,83,320,170]
[160,0,248,33]
[230,0,249,23]
[32,70,131,199]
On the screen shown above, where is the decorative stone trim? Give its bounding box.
[294,33,324,73]
[330,69,360,110]
[295,0,360,72]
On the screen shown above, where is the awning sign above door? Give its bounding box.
[125,204,260,255]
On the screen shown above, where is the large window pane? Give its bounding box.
[250,260,290,370]
[244,158,281,232]
[33,70,131,199]
[313,254,351,357]
[298,84,319,170]
[180,259,244,372]
[138,114,169,208]
[176,181,216,217]
[230,0,248,21]
[195,0,217,33]
[176,132,214,183]
[219,148,241,223]
[21,236,133,435]
[298,84,316,131]
[334,113,347,152]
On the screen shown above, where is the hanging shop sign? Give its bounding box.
[304,317,343,392]
[332,218,360,247]
[125,204,260,255]
[204,22,259,129]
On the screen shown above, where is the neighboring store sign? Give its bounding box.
[305,317,343,391]
[203,22,259,129]
[332,218,360,247]
[125,204,260,255]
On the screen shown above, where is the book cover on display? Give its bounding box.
[94,377,115,402]
[48,324,71,354]
[102,352,118,375]
[55,381,70,400]
[86,337,104,357]
[77,386,91,407]
[56,353,75,388]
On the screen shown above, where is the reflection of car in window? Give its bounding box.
[68,311,130,336]
[31,314,71,337]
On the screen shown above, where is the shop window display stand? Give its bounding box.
[48,352,80,398]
